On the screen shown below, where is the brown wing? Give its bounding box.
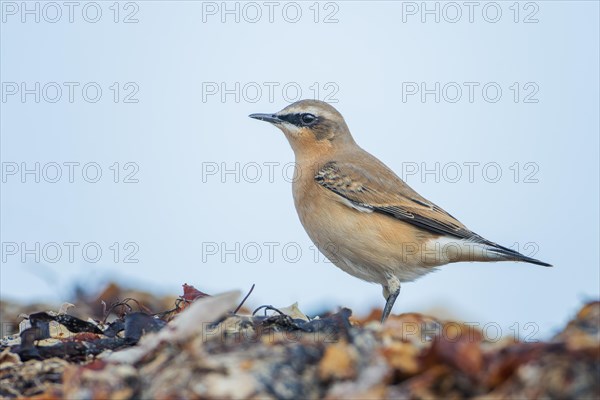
[314,160,477,241]
[314,159,552,267]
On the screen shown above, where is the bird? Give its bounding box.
[249,99,551,323]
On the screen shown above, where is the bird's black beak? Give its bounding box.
[249,113,283,124]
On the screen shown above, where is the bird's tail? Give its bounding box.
[477,239,552,267]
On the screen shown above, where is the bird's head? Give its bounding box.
[250,100,355,157]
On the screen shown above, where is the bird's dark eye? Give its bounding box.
[300,113,317,126]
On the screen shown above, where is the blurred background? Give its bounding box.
[1,1,598,340]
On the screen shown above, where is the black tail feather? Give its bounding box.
[487,243,552,267]
[468,234,552,267]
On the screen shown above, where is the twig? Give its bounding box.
[233,283,256,314]
[252,305,285,317]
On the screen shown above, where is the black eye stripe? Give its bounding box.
[279,113,318,127]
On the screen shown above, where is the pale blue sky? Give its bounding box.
[1,1,599,340]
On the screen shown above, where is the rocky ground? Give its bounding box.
[0,283,598,399]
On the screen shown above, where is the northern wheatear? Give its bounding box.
[250,100,551,322]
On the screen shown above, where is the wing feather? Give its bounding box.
[315,160,476,240]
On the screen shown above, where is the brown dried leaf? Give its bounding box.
[424,322,484,378]
[381,341,421,375]
[181,283,210,302]
[319,340,357,381]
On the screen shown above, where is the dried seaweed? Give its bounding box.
[1,284,598,399]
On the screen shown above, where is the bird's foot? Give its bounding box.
[381,286,400,323]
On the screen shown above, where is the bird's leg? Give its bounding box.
[381,276,401,323]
